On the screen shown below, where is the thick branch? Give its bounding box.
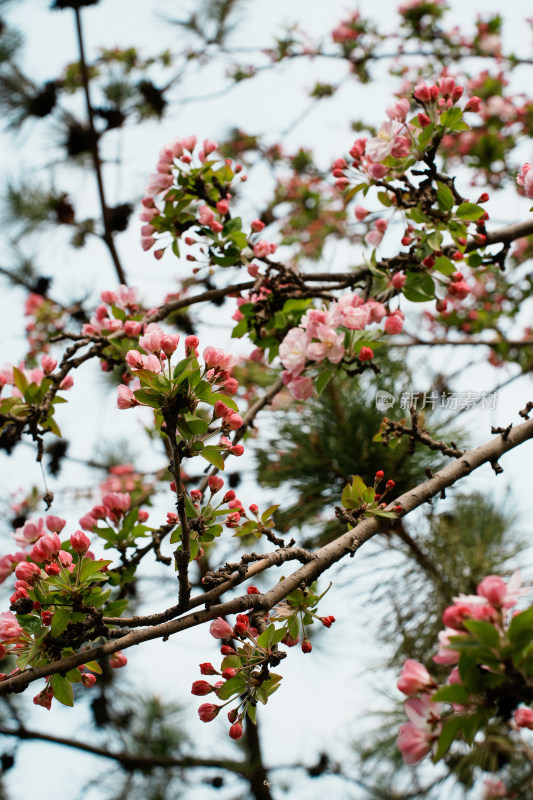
[2,412,532,695]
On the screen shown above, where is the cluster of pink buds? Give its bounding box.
[0,359,73,398]
[79,492,142,531]
[82,285,141,337]
[194,614,265,740]
[139,135,248,259]
[23,292,65,358]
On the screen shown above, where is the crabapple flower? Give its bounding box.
[514,706,533,729]
[477,571,527,609]
[229,722,243,740]
[191,680,214,696]
[117,384,140,409]
[397,660,435,696]
[0,611,22,641]
[70,531,91,554]
[433,627,463,665]
[198,703,220,722]
[30,533,61,563]
[109,651,127,669]
[517,163,533,199]
[209,617,234,639]
[279,328,307,376]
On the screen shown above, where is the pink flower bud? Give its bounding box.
[123,320,143,337]
[191,680,213,696]
[41,355,57,374]
[397,659,435,695]
[358,346,374,361]
[14,561,41,584]
[229,722,243,740]
[70,531,91,554]
[46,515,66,533]
[109,651,127,669]
[354,205,369,221]
[198,703,220,722]
[515,707,533,729]
[209,617,234,639]
[160,334,180,357]
[208,476,224,493]
[251,219,265,232]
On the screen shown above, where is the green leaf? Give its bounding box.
[79,559,112,583]
[65,668,82,683]
[201,448,225,470]
[351,475,367,501]
[12,367,29,396]
[133,388,161,409]
[434,256,456,275]
[434,715,464,762]
[427,229,443,250]
[436,182,455,212]
[257,624,276,650]
[463,619,500,648]
[261,505,279,523]
[431,684,470,704]
[247,704,257,724]
[209,393,239,412]
[183,413,209,436]
[315,368,333,395]
[82,660,102,674]
[216,674,247,700]
[341,483,353,508]
[169,525,182,544]
[51,606,71,638]
[456,203,484,221]
[51,674,74,707]
[509,607,533,644]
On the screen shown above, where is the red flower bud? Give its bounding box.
[301,639,312,654]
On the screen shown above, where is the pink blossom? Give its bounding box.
[139,328,164,354]
[117,384,140,410]
[287,375,314,401]
[341,304,370,330]
[306,324,344,365]
[46,515,66,534]
[198,703,220,722]
[33,686,54,710]
[41,355,57,374]
[433,627,463,665]
[367,300,387,322]
[253,240,277,258]
[384,312,404,335]
[482,778,508,799]
[354,205,369,221]
[14,561,41,584]
[209,617,234,639]
[358,347,374,361]
[397,722,433,765]
[13,518,45,548]
[103,493,131,514]
[0,611,22,641]
[366,121,406,162]
[126,350,145,370]
[198,205,216,227]
[397,660,435,696]
[79,514,98,532]
[514,706,533,729]
[229,722,243,740]
[203,347,237,371]
[251,219,265,232]
[59,375,74,390]
[124,320,143,338]
[386,98,410,122]
[58,550,73,568]
[477,571,527,609]
[70,531,91,554]
[30,533,61,563]
[109,651,127,669]
[517,163,533,198]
